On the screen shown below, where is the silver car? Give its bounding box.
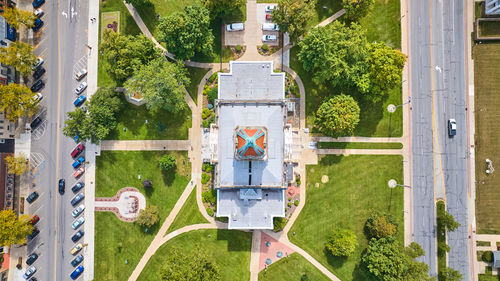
[262,35,277,42]
[226,23,244,31]
[75,82,87,94]
[23,266,36,279]
[262,23,279,31]
[71,217,85,230]
[72,204,85,217]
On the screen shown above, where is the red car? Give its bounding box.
[266,13,272,20]
[71,143,84,158]
[73,167,85,178]
[30,215,40,225]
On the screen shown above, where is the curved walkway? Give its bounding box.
[95,187,146,221]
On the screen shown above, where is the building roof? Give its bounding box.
[235,127,267,160]
[494,251,500,268]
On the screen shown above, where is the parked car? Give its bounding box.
[32,67,45,80]
[34,9,44,17]
[27,228,40,240]
[30,80,44,92]
[75,69,87,80]
[75,82,87,94]
[58,179,65,195]
[265,4,276,12]
[72,204,85,217]
[71,217,85,230]
[448,118,456,137]
[70,143,84,158]
[70,255,83,267]
[226,23,244,31]
[262,23,279,31]
[23,266,36,279]
[72,156,85,169]
[70,265,84,280]
[262,35,277,42]
[71,230,84,242]
[32,18,44,32]
[73,95,86,107]
[73,167,85,178]
[26,253,39,265]
[33,93,43,104]
[266,13,272,21]
[30,215,40,225]
[71,182,84,193]
[32,0,45,8]
[26,191,39,204]
[70,244,83,255]
[28,278,37,281]
[31,57,44,70]
[70,193,85,207]
[30,117,42,130]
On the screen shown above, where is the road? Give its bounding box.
[26,0,89,280]
[409,0,470,278]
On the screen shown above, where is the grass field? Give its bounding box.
[101,11,120,38]
[473,43,500,233]
[137,229,252,281]
[167,187,208,233]
[359,0,401,49]
[288,155,404,281]
[258,253,330,281]
[94,151,190,281]
[105,94,191,140]
[186,67,210,104]
[318,142,403,149]
[478,21,500,38]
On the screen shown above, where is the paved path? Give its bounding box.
[317,149,403,155]
[316,9,346,27]
[250,230,261,281]
[312,136,403,143]
[238,0,262,61]
[100,140,190,151]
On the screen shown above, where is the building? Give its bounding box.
[207,61,293,229]
[485,0,500,15]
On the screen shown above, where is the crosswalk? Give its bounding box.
[30,152,46,178]
[32,119,48,140]
[73,55,88,78]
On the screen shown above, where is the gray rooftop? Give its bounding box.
[494,251,500,268]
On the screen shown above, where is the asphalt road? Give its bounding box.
[410,0,470,278]
[26,0,89,280]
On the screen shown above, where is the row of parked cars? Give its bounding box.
[226,5,280,43]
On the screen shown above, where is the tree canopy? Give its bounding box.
[3,7,36,28]
[365,212,398,239]
[342,0,376,21]
[314,94,360,137]
[100,31,162,82]
[160,247,220,281]
[367,42,407,94]
[124,0,149,6]
[0,83,38,122]
[0,209,33,246]
[271,0,316,43]
[438,208,460,232]
[5,153,28,176]
[159,154,177,172]
[158,6,214,61]
[439,267,462,281]
[0,42,37,76]
[137,206,159,228]
[124,59,189,113]
[204,0,245,20]
[325,228,358,257]
[63,87,122,143]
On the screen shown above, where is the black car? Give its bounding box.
[71,182,84,193]
[71,230,84,242]
[27,228,40,240]
[58,179,65,195]
[32,18,44,32]
[70,255,83,267]
[26,253,39,265]
[32,0,45,8]
[32,67,45,80]
[30,80,44,92]
[29,278,38,281]
[30,117,42,130]
[70,193,84,207]
[26,191,39,204]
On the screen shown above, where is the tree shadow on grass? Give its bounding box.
[137,218,160,236]
[318,155,344,166]
[216,229,252,252]
[323,248,348,269]
[161,170,176,186]
[351,257,370,281]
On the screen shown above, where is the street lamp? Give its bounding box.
[387,97,411,113]
[388,179,410,188]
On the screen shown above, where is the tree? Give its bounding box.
[0,209,33,246]
[365,212,398,239]
[3,7,36,29]
[438,208,460,232]
[158,6,214,61]
[342,0,376,21]
[142,179,153,188]
[5,153,28,176]
[271,0,316,43]
[124,0,149,6]
[136,206,159,227]
[0,42,37,76]
[298,21,371,94]
[160,247,220,281]
[124,59,189,114]
[0,83,38,122]
[367,42,406,97]
[314,94,360,137]
[204,0,245,20]
[63,87,122,143]
[439,267,462,281]
[159,154,177,171]
[325,228,358,257]
[273,217,287,232]
[100,31,161,82]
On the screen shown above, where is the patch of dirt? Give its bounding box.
[315,183,319,188]
[321,175,329,183]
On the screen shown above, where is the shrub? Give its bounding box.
[261,44,269,52]
[142,179,153,188]
[288,197,292,201]
[202,120,209,128]
[137,206,160,228]
[325,228,358,257]
[208,115,215,125]
[483,251,494,263]
[287,202,292,208]
[365,212,398,239]
[206,86,218,103]
[202,163,211,171]
[235,45,242,53]
[202,188,217,205]
[159,155,176,172]
[273,217,287,232]
[205,165,212,173]
[201,173,211,184]
[206,207,215,217]
[202,108,211,119]
[208,72,218,83]
[294,200,299,206]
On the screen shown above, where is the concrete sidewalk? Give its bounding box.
[317,149,403,155]
[100,140,190,151]
[312,136,403,143]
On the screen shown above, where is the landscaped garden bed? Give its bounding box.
[258,44,280,56]
[201,72,219,128]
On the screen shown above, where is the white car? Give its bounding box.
[31,57,44,70]
[265,5,276,12]
[71,217,85,230]
[72,204,85,217]
[262,23,279,31]
[75,69,87,80]
[23,266,36,279]
[262,35,277,42]
[75,82,87,94]
[33,92,43,103]
[226,23,244,31]
[34,9,44,17]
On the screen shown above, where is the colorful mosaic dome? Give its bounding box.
[235,127,267,160]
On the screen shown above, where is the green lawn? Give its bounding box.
[288,155,404,281]
[259,253,330,281]
[94,151,191,281]
[167,187,208,234]
[311,0,343,27]
[105,94,191,140]
[479,266,500,281]
[479,21,500,37]
[137,229,252,281]
[318,142,403,149]
[359,0,401,49]
[186,66,210,104]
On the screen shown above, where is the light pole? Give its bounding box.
[387,97,411,113]
[388,179,411,188]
